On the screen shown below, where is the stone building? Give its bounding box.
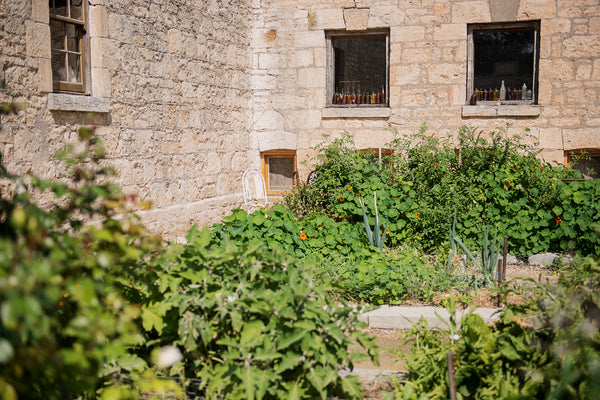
[1,0,599,238]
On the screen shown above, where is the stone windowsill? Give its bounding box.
[462,103,540,117]
[48,92,110,113]
[322,107,391,119]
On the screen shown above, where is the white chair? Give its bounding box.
[242,168,268,211]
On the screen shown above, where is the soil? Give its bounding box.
[353,263,557,399]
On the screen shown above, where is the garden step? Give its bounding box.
[358,305,502,330]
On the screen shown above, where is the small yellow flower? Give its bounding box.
[386,229,390,234]
[347,185,353,190]
[300,232,307,241]
[337,194,344,202]
[418,237,422,241]
[416,212,420,218]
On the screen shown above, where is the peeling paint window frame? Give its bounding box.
[261,150,297,195]
[49,0,89,94]
[326,30,390,108]
[466,21,540,106]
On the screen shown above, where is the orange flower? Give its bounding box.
[415,212,420,218]
[59,301,64,307]
[347,185,353,190]
[556,218,562,225]
[300,232,307,241]
[386,229,390,234]
[434,163,439,166]
[540,163,544,169]
[337,194,344,202]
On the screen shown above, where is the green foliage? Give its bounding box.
[359,192,388,250]
[135,227,378,399]
[285,125,597,256]
[390,256,600,400]
[0,118,161,398]
[333,251,463,305]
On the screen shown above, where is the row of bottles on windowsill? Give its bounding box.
[469,81,532,105]
[332,86,386,105]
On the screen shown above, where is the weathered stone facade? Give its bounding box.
[1,0,599,238]
[254,0,600,178]
[1,0,253,238]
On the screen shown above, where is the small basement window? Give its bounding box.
[467,21,539,105]
[326,30,389,107]
[566,150,600,179]
[261,151,297,194]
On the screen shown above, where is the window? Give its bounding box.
[50,0,87,93]
[261,151,297,195]
[467,21,539,104]
[326,31,389,107]
[566,150,600,179]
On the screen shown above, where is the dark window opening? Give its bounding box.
[327,32,389,106]
[468,22,539,104]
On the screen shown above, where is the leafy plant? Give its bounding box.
[135,227,379,399]
[390,254,600,400]
[359,191,389,250]
[0,108,162,399]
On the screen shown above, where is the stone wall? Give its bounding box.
[1,0,253,239]
[253,0,600,179]
[1,0,599,237]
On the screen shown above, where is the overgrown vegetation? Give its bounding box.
[390,255,600,399]
[2,99,599,399]
[284,125,598,256]
[0,113,162,398]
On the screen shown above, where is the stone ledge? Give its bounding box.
[322,107,391,119]
[48,92,110,113]
[462,104,540,117]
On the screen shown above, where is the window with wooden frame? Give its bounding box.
[565,149,600,179]
[261,151,297,195]
[326,30,389,107]
[50,0,88,93]
[467,21,540,105]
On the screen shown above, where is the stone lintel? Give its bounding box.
[48,93,110,113]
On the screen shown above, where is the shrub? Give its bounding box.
[135,227,378,399]
[286,125,591,256]
[0,117,161,399]
[390,255,600,399]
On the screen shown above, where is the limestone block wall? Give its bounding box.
[1,0,253,239]
[253,0,600,179]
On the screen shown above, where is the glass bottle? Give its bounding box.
[521,83,527,100]
[499,80,506,101]
[493,88,499,101]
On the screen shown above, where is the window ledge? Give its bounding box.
[462,104,539,117]
[48,93,110,113]
[322,107,391,119]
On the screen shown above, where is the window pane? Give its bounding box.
[71,0,83,20]
[333,36,387,101]
[67,53,81,83]
[50,0,68,17]
[473,30,534,95]
[268,157,295,191]
[570,155,600,179]
[66,24,82,52]
[52,52,66,82]
[50,19,65,50]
